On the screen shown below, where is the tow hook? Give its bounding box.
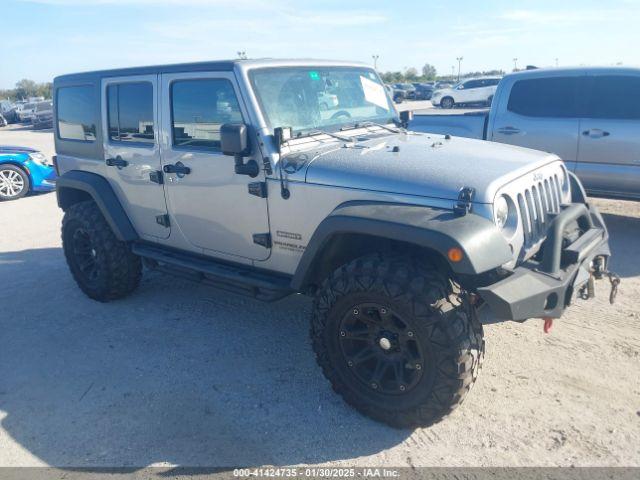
[607,272,620,304]
[585,256,621,305]
[543,317,553,334]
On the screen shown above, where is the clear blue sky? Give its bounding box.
[2,0,639,88]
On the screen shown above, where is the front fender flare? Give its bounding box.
[291,201,512,290]
[56,170,137,242]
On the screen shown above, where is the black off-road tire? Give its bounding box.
[311,253,484,429]
[62,200,142,302]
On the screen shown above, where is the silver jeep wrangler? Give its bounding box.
[53,59,615,428]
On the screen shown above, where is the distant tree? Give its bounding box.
[380,66,503,85]
[404,67,419,81]
[35,82,52,99]
[421,63,437,80]
[0,79,53,101]
[460,69,506,79]
[380,71,404,83]
[14,79,39,99]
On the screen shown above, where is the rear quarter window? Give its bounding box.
[586,75,640,120]
[107,82,155,144]
[57,85,97,141]
[507,77,580,118]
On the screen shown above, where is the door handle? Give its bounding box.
[496,126,521,135]
[105,156,128,168]
[163,161,191,177]
[582,129,610,138]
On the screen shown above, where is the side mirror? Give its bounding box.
[457,84,465,90]
[220,123,259,177]
[221,123,250,156]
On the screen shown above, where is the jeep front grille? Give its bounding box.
[516,173,563,247]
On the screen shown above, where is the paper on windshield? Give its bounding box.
[360,76,388,109]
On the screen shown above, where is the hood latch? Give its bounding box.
[454,187,475,216]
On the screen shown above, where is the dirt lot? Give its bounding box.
[0,124,638,468]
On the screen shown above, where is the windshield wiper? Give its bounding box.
[340,121,401,133]
[297,129,355,143]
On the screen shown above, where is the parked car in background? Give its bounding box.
[317,91,339,110]
[385,84,406,103]
[431,77,501,108]
[32,100,53,129]
[393,83,416,100]
[18,102,37,123]
[1,100,19,124]
[434,81,454,90]
[0,113,7,128]
[14,102,26,119]
[412,82,434,100]
[0,145,56,200]
[411,67,640,200]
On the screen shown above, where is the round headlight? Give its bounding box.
[494,195,509,230]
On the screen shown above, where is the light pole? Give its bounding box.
[372,54,379,70]
[456,57,463,81]
[513,57,518,71]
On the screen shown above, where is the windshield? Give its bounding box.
[250,67,396,135]
[36,102,51,111]
[24,103,35,110]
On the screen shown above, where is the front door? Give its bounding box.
[576,74,640,198]
[159,71,271,260]
[102,75,170,240]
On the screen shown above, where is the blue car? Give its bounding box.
[0,145,56,201]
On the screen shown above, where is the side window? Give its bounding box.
[507,77,580,118]
[57,85,96,141]
[586,75,640,120]
[107,82,154,144]
[171,78,243,150]
[465,80,481,89]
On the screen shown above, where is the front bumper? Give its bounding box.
[477,201,612,321]
[25,159,57,191]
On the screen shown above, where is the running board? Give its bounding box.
[132,243,293,302]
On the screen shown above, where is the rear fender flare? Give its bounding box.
[56,170,137,242]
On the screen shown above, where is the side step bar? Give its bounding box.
[132,243,293,302]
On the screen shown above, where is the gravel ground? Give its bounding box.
[0,124,638,468]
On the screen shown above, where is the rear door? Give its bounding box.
[455,80,477,103]
[102,75,170,240]
[474,79,492,103]
[490,75,583,171]
[576,74,640,198]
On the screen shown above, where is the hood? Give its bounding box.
[285,132,559,204]
[0,145,38,155]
